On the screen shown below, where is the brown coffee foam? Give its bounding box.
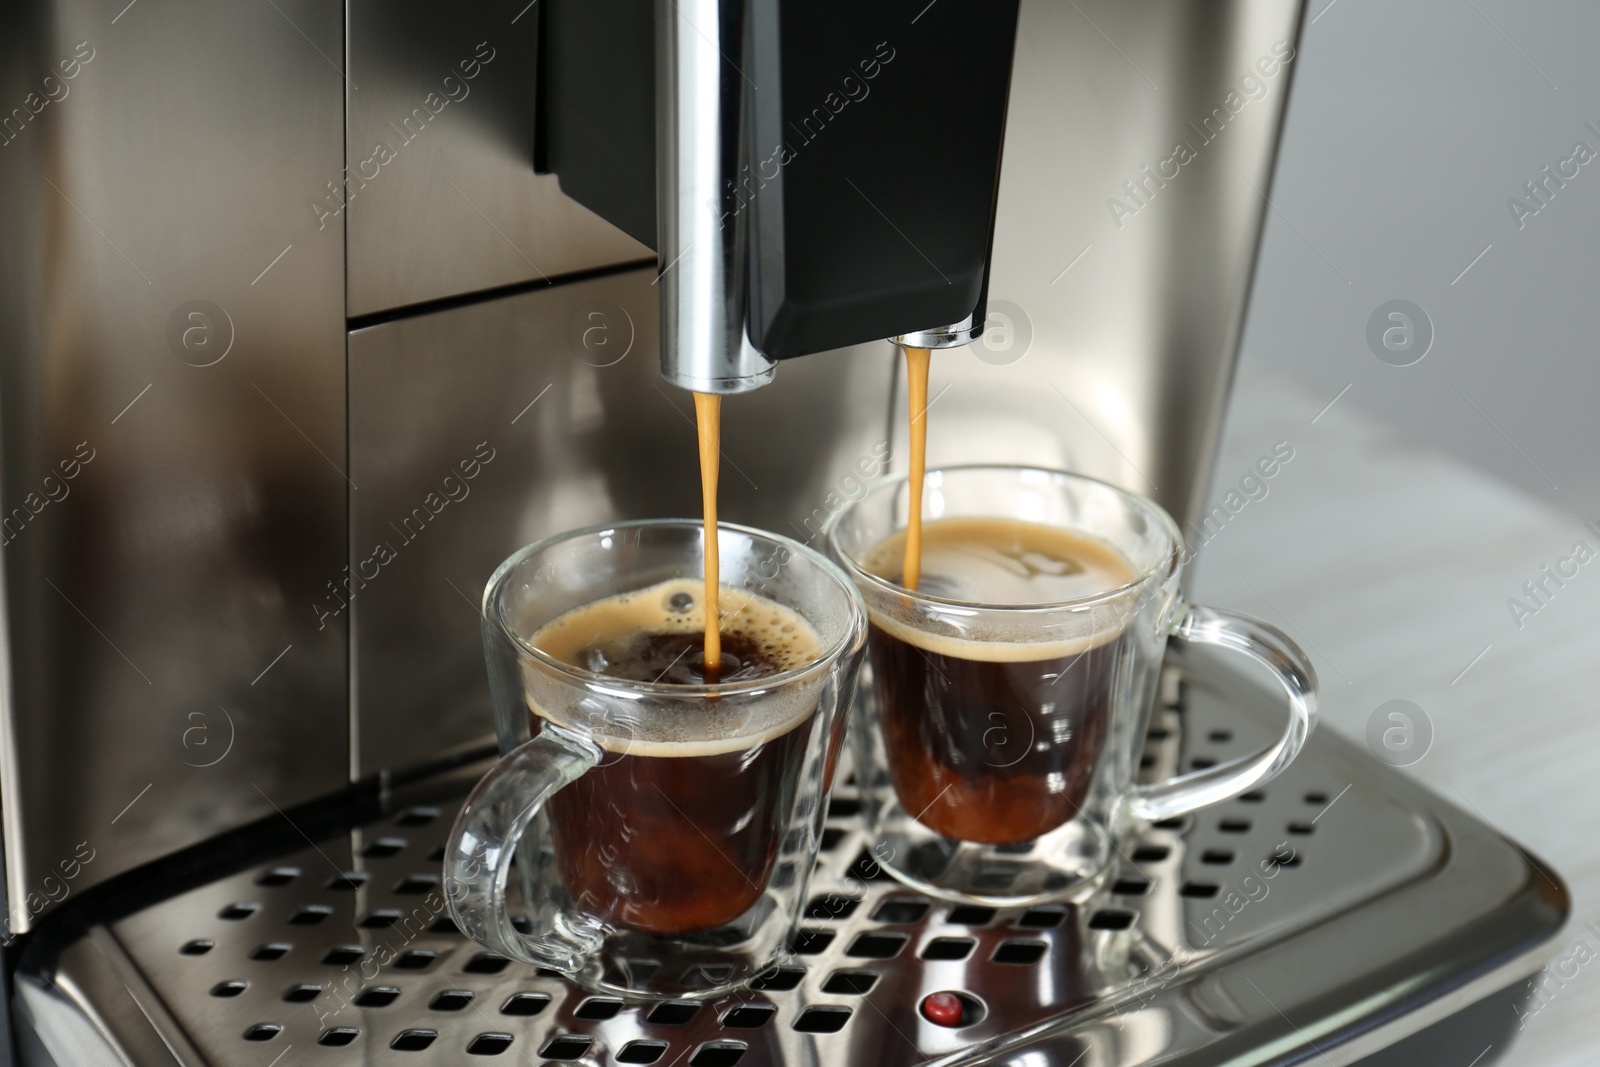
[861,516,1134,663]
[525,578,824,756]
[864,607,1125,662]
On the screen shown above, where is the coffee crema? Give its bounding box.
[863,515,1134,609]
[529,578,825,934]
[533,577,820,688]
[861,516,1136,844]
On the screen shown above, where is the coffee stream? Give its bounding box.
[902,346,932,591]
[693,392,723,673]
[699,345,928,629]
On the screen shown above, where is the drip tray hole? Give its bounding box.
[466,1032,514,1056]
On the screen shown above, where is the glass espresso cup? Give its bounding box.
[443,520,866,998]
[827,467,1317,905]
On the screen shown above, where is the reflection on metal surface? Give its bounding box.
[348,268,894,777]
[893,315,986,351]
[0,0,349,927]
[344,0,648,317]
[16,685,1566,1065]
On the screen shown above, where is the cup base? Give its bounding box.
[557,915,788,1001]
[870,809,1115,907]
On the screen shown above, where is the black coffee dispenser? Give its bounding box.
[538,0,1021,391]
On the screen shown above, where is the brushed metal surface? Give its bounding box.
[15,684,1565,1066]
[653,0,776,394]
[348,267,895,777]
[0,0,349,927]
[344,0,648,318]
[912,0,1306,537]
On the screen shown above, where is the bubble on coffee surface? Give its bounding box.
[530,577,823,685]
[581,646,613,674]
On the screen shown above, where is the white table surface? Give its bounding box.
[1192,371,1599,1066]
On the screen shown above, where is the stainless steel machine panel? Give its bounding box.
[344,0,649,317]
[348,268,895,777]
[916,0,1304,535]
[0,0,350,926]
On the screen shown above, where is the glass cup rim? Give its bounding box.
[825,464,1183,614]
[484,517,866,698]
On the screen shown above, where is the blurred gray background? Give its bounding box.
[1198,2,1600,1063]
[1241,0,1600,515]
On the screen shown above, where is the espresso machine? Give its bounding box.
[0,0,1566,1064]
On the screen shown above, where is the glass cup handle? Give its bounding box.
[1122,604,1319,824]
[442,725,601,968]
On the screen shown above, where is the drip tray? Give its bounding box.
[14,683,1567,1066]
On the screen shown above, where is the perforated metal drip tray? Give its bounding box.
[15,683,1567,1067]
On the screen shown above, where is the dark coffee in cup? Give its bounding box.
[530,578,823,934]
[860,517,1135,845]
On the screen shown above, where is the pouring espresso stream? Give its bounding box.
[902,346,932,590]
[693,392,723,673]
[692,343,933,661]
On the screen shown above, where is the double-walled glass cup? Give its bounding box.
[443,520,866,998]
[828,467,1317,905]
